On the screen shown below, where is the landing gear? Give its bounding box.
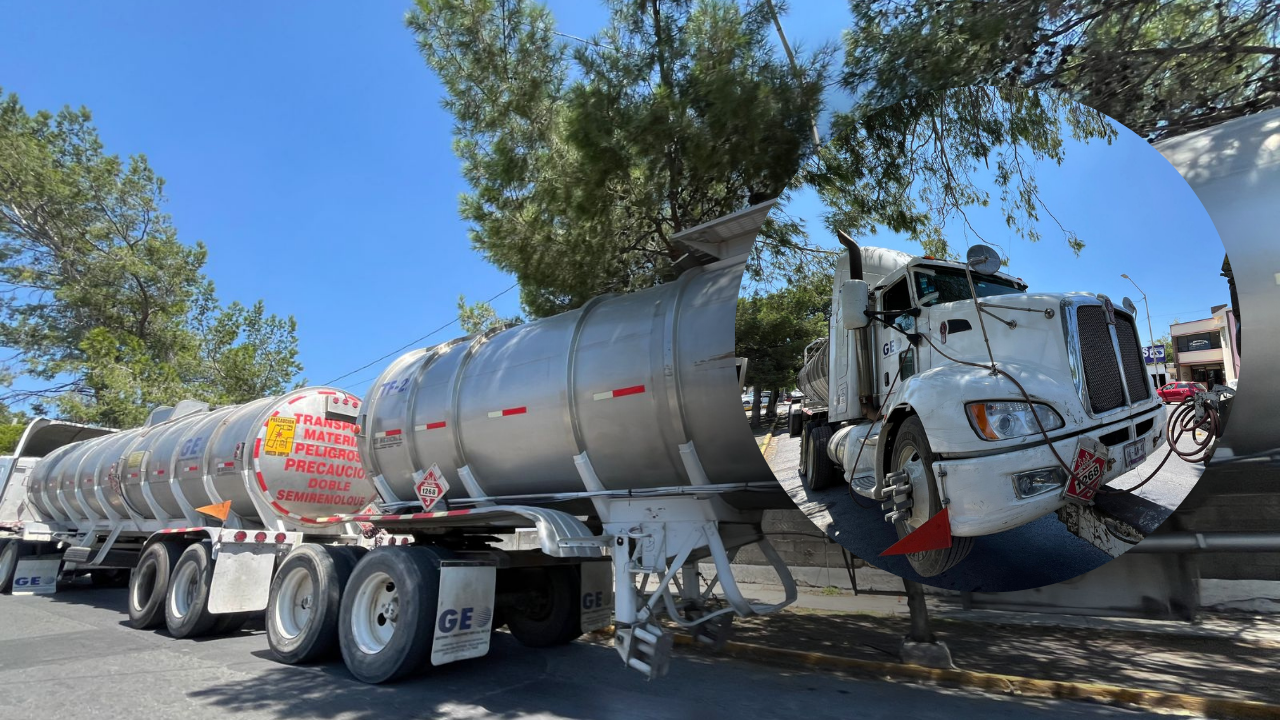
[887,417,972,577]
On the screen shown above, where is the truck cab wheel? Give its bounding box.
[268,544,359,664]
[804,423,837,491]
[501,565,582,648]
[166,541,221,639]
[890,417,973,578]
[128,541,182,628]
[339,545,454,684]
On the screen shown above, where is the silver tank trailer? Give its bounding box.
[796,338,830,405]
[27,388,379,529]
[359,262,781,510]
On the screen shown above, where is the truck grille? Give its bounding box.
[1076,305,1126,413]
[1115,315,1150,402]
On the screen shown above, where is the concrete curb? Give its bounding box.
[669,634,1280,719]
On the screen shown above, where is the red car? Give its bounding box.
[1157,381,1207,403]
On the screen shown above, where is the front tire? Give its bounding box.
[165,541,220,639]
[268,544,359,664]
[339,546,454,684]
[890,417,973,577]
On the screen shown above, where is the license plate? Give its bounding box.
[1123,439,1147,469]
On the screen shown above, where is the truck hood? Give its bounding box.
[922,292,1081,375]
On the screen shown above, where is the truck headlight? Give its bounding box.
[966,401,1065,441]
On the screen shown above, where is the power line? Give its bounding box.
[323,282,519,387]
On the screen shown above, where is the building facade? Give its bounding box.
[1169,304,1240,387]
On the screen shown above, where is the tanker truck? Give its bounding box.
[789,236,1168,576]
[0,201,799,683]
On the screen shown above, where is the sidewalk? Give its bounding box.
[688,581,1280,711]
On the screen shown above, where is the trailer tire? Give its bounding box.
[503,565,582,648]
[165,541,220,639]
[805,423,838,491]
[212,612,251,635]
[129,541,182,628]
[890,417,973,578]
[0,539,33,594]
[339,545,455,684]
[268,544,356,664]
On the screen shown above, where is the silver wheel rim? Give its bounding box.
[895,443,931,533]
[169,560,200,620]
[351,571,398,655]
[0,545,15,584]
[274,565,314,640]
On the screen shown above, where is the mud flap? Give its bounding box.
[431,561,497,666]
[579,561,614,634]
[209,544,277,613]
[12,557,61,595]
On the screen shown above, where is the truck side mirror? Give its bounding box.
[840,279,870,330]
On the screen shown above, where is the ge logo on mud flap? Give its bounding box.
[582,591,605,610]
[438,606,492,633]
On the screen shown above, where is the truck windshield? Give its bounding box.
[914,267,1024,307]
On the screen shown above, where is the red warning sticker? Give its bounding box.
[414,464,450,512]
[1064,435,1108,505]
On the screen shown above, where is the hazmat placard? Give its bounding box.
[431,563,496,666]
[1064,435,1108,504]
[263,417,297,457]
[415,464,450,512]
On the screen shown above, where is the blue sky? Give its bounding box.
[2,2,1223,406]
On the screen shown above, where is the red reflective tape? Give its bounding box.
[318,390,338,396]
[613,384,646,397]
[385,429,402,437]
[255,471,268,492]
[426,421,446,430]
[154,469,165,476]
[271,410,280,418]
[254,438,262,458]
[503,407,527,416]
[187,466,199,472]
[270,501,289,515]
[221,461,235,468]
[288,396,305,404]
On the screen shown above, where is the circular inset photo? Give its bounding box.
[737,86,1235,592]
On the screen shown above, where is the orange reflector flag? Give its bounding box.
[880,508,953,556]
[195,500,233,522]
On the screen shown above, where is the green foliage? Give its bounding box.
[842,0,1280,142]
[0,423,23,454]
[456,294,523,334]
[408,0,831,317]
[0,90,302,428]
[810,86,1117,259]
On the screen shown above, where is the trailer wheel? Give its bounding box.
[339,545,454,684]
[165,541,220,639]
[0,539,33,594]
[268,544,358,664]
[890,417,973,577]
[503,565,582,648]
[798,422,810,474]
[128,541,182,628]
[804,423,838,491]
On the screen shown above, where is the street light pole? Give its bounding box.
[1121,273,1158,382]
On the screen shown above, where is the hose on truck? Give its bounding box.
[865,316,1220,501]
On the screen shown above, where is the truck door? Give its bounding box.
[877,276,916,408]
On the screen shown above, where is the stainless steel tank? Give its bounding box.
[359,262,779,510]
[796,338,830,405]
[27,388,379,528]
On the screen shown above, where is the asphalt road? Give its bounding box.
[767,415,1205,594]
[0,586,1162,720]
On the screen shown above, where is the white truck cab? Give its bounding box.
[795,242,1167,576]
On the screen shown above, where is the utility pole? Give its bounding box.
[1121,274,1158,383]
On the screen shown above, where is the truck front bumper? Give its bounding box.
[937,404,1167,537]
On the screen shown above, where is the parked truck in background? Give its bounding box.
[0,202,796,684]
[790,238,1168,576]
